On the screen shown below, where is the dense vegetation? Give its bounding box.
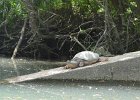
[0,0,140,60]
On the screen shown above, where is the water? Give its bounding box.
[0,80,140,100]
[0,57,65,80]
[0,57,140,100]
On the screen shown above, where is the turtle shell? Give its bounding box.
[72,51,99,61]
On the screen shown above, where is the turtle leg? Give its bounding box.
[83,60,97,66]
[79,61,85,67]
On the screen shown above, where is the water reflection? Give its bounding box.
[0,57,65,80]
[0,80,140,100]
[11,59,20,77]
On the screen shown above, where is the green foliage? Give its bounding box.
[0,0,25,19]
[0,0,140,58]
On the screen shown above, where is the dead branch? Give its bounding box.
[72,37,87,50]
[11,18,27,59]
[93,0,108,51]
[0,19,8,28]
[22,0,39,43]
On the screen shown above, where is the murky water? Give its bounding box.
[0,57,65,80]
[0,57,140,100]
[0,80,140,100]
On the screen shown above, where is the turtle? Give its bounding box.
[64,51,108,69]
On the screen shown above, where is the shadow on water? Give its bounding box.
[0,57,66,80]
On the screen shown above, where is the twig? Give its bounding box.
[11,18,27,59]
[93,30,107,51]
[72,37,87,50]
[0,19,8,28]
[93,0,108,51]
[125,17,130,52]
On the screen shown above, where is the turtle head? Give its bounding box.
[64,60,85,69]
[64,60,79,69]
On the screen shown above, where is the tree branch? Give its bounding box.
[11,18,27,59]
